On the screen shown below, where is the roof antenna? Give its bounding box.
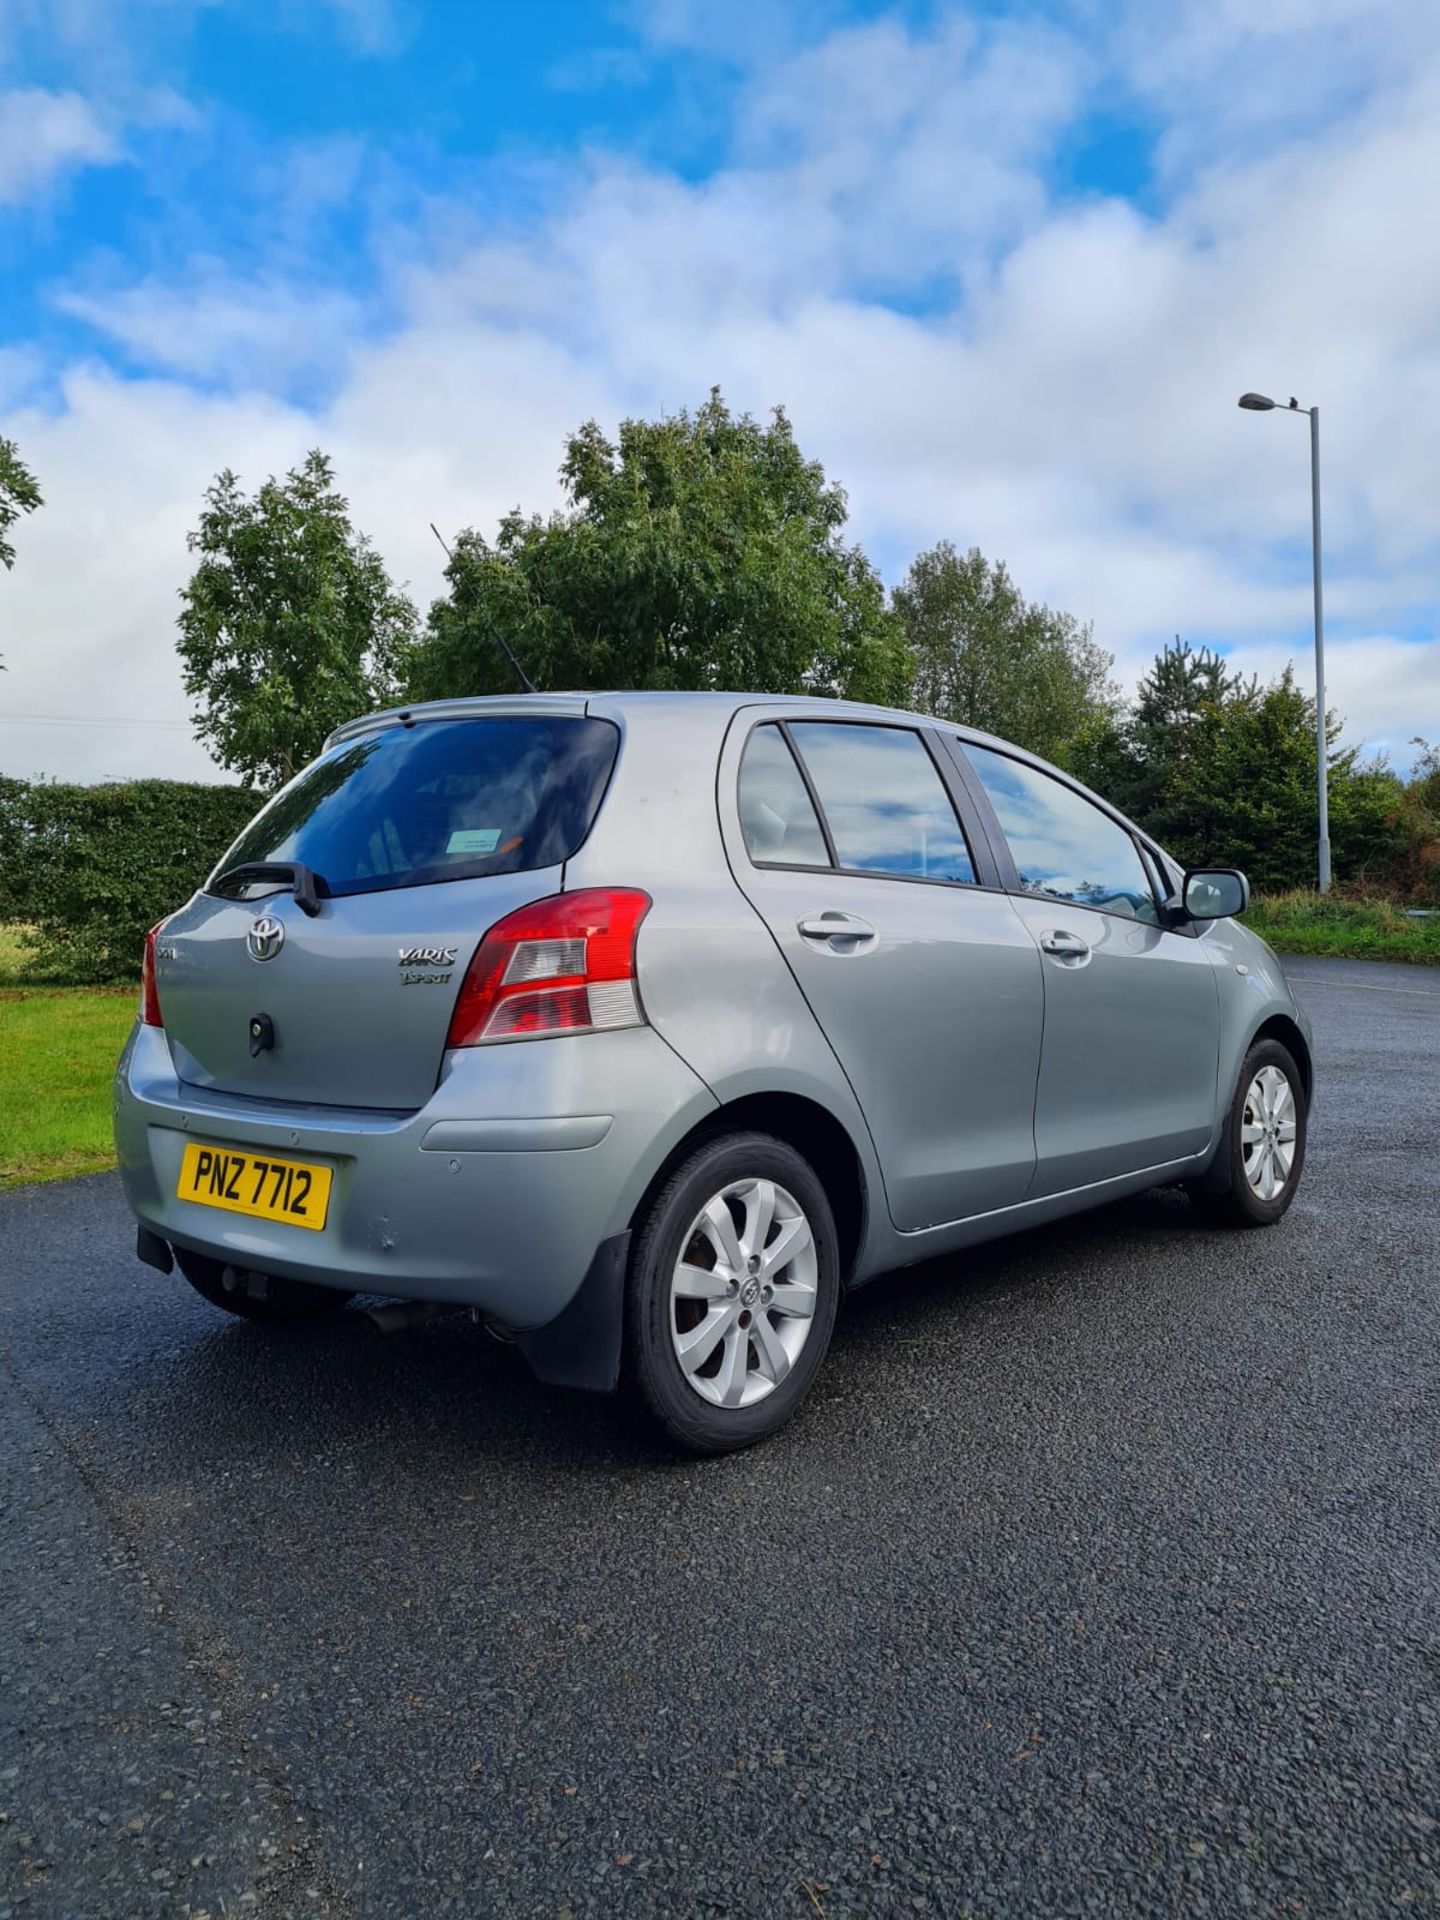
[430,522,537,696]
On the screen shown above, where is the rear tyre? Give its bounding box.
[625,1131,840,1455]
[175,1248,354,1324]
[1187,1038,1307,1229]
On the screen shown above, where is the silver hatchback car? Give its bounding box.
[116,692,1312,1452]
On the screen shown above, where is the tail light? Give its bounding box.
[446,889,651,1048]
[140,920,168,1027]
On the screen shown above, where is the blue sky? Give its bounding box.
[3,0,1439,781]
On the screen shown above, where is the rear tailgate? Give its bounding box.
[152,709,620,1110]
[155,873,560,1109]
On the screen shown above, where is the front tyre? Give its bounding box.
[1188,1038,1308,1228]
[626,1131,841,1454]
[175,1248,354,1324]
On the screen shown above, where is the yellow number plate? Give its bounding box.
[177,1141,333,1231]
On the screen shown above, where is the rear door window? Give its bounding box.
[787,723,976,884]
[211,716,620,899]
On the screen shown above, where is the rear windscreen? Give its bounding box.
[210,716,620,899]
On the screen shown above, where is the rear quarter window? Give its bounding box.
[211,716,620,899]
[737,724,831,868]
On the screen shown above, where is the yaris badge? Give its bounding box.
[247,915,285,962]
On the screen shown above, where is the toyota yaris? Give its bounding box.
[116,693,1311,1452]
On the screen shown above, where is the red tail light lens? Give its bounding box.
[446,889,651,1048]
[140,920,168,1027]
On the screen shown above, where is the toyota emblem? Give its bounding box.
[247,914,286,962]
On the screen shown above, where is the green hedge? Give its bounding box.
[0,777,263,985]
[0,775,28,917]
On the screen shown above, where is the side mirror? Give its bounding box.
[1183,868,1249,921]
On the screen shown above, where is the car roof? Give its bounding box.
[328,688,1016,752]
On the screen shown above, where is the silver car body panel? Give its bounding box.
[713,707,1044,1230]
[115,689,1313,1343]
[154,867,563,1110]
[1000,893,1220,1197]
[117,1016,717,1327]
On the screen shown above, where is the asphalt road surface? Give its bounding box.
[2,956,1437,1919]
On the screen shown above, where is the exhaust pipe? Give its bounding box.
[361,1300,451,1334]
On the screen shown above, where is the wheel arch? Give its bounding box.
[626,1090,869,1283]
[1249,1012,1313,1103]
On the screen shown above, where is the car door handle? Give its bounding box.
[797,912,876,952]
[1040,929,1091,965]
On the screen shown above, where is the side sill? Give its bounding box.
[894,1150,1210,1243]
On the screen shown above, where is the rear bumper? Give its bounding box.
[114,1021,716,1329]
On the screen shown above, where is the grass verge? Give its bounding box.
[1,927,138,1190]
[1246,891,1440,965]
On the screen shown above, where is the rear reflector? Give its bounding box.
[446,889,651,1048]
[140,920,168,1027]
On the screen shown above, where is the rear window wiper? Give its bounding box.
[213,860,325,917]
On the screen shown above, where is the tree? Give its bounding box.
[0,436,42,574]
[1114,655,1413,893]
[406,389,910,707]
[1127,640,1245,771]
[893,542,1118,767]
[1410,738,1440,814]
[1072,637,1434,899]
[177,451,416,790]
[1384,741,1440,902]
[1,436,43,673]
[1086,639,1249,819]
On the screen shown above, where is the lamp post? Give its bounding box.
[1238,390,1331,893]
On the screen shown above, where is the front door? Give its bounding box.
[726,716,1044,1232]
[960,743,1221,1198]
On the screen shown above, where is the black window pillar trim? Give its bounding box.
[913,726,1004,893]
[1137,840,1197,937]
[933,733,1023,893]
[775,719,841,870]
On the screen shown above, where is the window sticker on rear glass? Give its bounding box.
[447,828,502,854]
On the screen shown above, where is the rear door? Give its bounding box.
[957,741,1220,1197]
[725,715,1043,1232]
[154,708,620,1110]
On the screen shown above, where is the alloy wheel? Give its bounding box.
[668,1178,819,1409]
[1241,1064,1298,1201]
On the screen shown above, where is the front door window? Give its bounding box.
[964,744,1157,923]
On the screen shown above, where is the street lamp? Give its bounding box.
[1238,389,1331,893]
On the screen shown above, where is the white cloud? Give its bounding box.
[627,0,832,64]
[0,86,117,203]
[5,1,1440,783]
[737,12,1085,275]
[56,269,366,387]
[316,0,413,57]
[0,369,309,783]
[1108,0,1440,175]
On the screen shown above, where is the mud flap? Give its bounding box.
[136,1226,175,1275]
[514,1231,630,1394]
